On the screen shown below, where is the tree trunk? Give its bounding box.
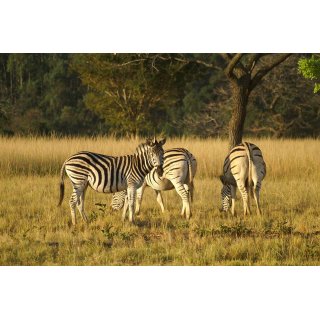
[228,79,250,149]
[221,53,291,150]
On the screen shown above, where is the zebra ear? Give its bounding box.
[146,138,154,147]
[159,137,166,146]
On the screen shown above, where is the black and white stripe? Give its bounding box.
[111,148,197,220]
[219,142,266,216]
[58,138,166,224]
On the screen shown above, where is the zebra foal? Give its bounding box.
[219,142,266,216]
[112,148,197,220]
[58,137,166,225]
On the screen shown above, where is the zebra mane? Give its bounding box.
[135,142,149,155]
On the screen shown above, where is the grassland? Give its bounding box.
[0,136,319,265]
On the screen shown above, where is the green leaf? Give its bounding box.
[314,83,320,93]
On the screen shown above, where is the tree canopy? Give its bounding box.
[70,54,187,135]
[298,55,320,93]
[0,53,319,138]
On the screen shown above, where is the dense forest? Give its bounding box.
[0,53,319,137]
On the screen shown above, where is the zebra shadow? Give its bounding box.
[133,218,166,229]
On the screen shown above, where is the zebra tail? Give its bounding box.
[244,142,253,190]
[58,162,66,207]
[187,152,195,202]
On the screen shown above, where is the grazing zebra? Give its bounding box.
[219,142,266,216]
[58,137,166,225]
[111,148,197,220]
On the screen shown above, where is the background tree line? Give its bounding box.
[0,53,319,138]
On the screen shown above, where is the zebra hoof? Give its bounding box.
[186,213,192,220]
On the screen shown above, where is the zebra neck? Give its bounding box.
[133,152,153,175]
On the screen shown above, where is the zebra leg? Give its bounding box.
[253,182,262,216]
[122,194,129,222]
[173,182,191,220]
[230,185,236,216]
[247,186,252,215]
[135,181,147,215]
[237,183,251,216]
[184,184,191,203]
[69,188,78,225]
[246,189,252,216]
[127,186,137,223]
[155,190,165,213]
[189,181,194,203]
[184,183,194,217]
[77,183,89,223]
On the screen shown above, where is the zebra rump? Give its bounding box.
[220,141,266,216]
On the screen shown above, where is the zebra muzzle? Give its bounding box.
[156,166,163,177]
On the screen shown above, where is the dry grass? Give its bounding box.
[0,136,319,265]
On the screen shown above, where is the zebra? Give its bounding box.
[58,137,166,225]
[111,148,197,220]
[219,142,266,216]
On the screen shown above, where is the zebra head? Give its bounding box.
[219,175,231,212]
[145,137,166,176]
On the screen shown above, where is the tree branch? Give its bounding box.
[250,54,292,91]
[171,55,219,70]
[246,53,268,72]
[223,53,247,80]
[115,58,147,67]
[219,53,234,61]
[224,53,245,80]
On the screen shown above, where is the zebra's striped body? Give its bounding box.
[220,142,266,216]
[112,148,197,220]
[58,138,166,224]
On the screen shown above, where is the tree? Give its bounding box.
[0,53,102,135]
[218,54,291,148]
[247,55,320,137]
[298,55,320,93]
[71,54,188,136]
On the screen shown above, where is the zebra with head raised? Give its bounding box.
[219,142,266,216]
[58,137,166,224]
[111,148,197,220]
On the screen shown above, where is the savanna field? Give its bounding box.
[0,136,319,266]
